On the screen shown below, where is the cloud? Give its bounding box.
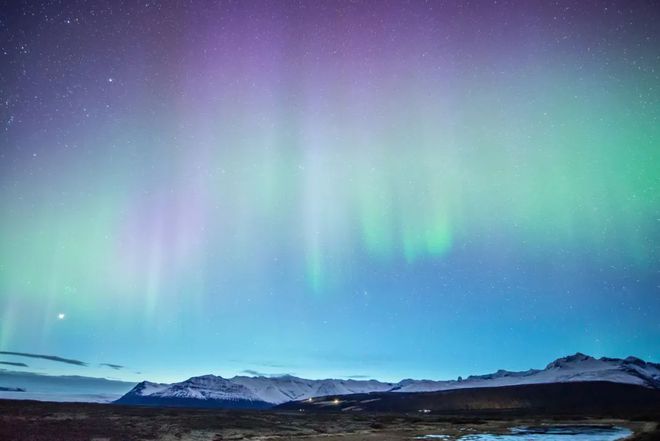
[100,363,124,370]
[240,369,266,376]
[0,351,87,366]
[255,362,291,369]
[240,369,296,378]
[345,374,371,379]
[0,361,28,367]
[230,359,295,369]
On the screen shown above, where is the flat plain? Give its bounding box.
[1,399,659,441]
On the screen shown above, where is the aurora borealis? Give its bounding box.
[0,1,658,383]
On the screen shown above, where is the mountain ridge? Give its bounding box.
[114,353,660,408]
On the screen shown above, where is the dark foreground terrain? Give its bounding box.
[278,382,660,415]
[0,399,659,441]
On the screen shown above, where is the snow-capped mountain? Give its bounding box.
[115,375,273,409]
[115,353,660,408]
[230,374,394,404]
[116,374,396,407]
[393,353,660,393]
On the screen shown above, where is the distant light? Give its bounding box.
[307,397,313,402]
[333,398,340,405]
[108,77,114,83]
[57,313,65,320]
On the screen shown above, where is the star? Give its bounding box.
[57,313,65,320]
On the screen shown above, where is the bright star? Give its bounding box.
[57,313,65,320]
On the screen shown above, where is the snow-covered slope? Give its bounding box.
[115,353,660,408]
[149,375,261,401]
[125,380,169,397]
[393,353,660,392]
[115,375,273,408]
[117,374,395,407]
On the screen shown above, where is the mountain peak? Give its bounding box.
[187,374,224,381]
[546,352,595,369]
[624,356,646,366]
[129,380,169,396]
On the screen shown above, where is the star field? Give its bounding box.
[0,1,658,382]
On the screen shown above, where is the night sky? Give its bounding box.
[0,1,658,383]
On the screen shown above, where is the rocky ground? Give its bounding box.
[0,399,658,441]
